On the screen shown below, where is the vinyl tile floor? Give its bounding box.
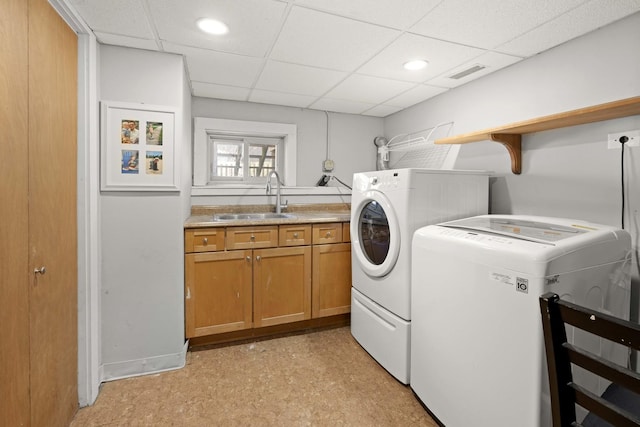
[71,327,438,426]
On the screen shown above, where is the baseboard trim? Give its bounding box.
[101,341,189,382]
[188,314,350,350]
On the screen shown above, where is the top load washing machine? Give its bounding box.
[411,215,632,427]
[350,168,489,384]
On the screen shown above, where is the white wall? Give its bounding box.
[191,98,383,206]
[99,45,189,380]
[385,12,640,323]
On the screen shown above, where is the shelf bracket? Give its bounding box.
[490,133,521,174]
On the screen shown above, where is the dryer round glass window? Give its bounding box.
[350,190,400,277]
[358,201,390,265]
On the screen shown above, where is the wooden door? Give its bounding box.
[28,0,78,425]
[312,243,352,318]
[253,246,311,327]
[0,0,30,425]
[185,251,253,337]
[0,0,78,425]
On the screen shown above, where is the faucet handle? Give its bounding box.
[281,199,288,211]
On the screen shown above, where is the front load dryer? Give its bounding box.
[350,168,489,384]
[411,215,632,426]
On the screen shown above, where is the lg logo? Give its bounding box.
[516,278,529,294]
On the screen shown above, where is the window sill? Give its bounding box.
[191,185,351,197]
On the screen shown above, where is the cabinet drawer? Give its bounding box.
[342,222,350,243]
[227,226,278,250]
[185,228,225,253]
[312,223,343,244]
[279,224,311,246]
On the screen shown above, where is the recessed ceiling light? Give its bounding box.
[196,18,229,35]
[403,59,428,71]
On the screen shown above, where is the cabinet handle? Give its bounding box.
[34,266,46,275]
[256,256,261,261]
[186,287,191,300]
[293,232,299,239]
[203,237,208,245]
[250,235,255,241]
[325,232,332,238]
[246,256,251,262]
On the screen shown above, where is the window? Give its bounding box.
[209,135,282,183]
[194,118,296,187]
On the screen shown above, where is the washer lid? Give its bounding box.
[442,216,587,245]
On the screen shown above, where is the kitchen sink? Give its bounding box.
[212,213,296,221]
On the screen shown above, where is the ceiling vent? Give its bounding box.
[448,64,486,80]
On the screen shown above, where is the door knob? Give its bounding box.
[34,266,46,275]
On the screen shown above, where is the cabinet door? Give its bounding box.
[253,246,311,327]
[312,243,352,318]
[185,250,252,337]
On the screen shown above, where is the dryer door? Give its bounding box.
[351,190,400,277]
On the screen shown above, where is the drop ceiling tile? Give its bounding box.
[362,104,404,117]
[163,42,264,87]
[270,6,400,71]
[255,61,347,96]
[69,0,154,38]
[149,0,287,57]
[427,51,523,88]
[385,84,448,108]
[95,32,160,51]
[358,33,485,82]
[293,0,441,29]
[326,74,416,104]
[410,0,586,49]
[192,82,250,101]
[496,0,640,56]
[249,89,318,108]
[308,98,376,115]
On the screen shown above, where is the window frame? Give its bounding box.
[194,117,296,187]
[209,135,282,183]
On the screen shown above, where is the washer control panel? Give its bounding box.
[367,171,400,190]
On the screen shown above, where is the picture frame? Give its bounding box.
[101,101,178,191]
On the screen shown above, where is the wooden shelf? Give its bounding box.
[434,96,640,174]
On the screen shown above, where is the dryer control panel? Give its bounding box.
[367,171,401,190]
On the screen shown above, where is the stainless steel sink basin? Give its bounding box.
[212,213,296,221]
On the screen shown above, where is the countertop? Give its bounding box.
[185,203,351,228]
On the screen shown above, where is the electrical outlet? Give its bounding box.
[322,159,335,172]
[608,130,640,149]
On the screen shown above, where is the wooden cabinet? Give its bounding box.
[185,250,253,337]
[227,226,278,249]
[254,246,311,327]
[184,225,313,338]
[312,222,343,244]
[279,224,312,246]
[185,228,225,252]
[311,223,352,318]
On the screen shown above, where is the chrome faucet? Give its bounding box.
[266,170,287,213]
